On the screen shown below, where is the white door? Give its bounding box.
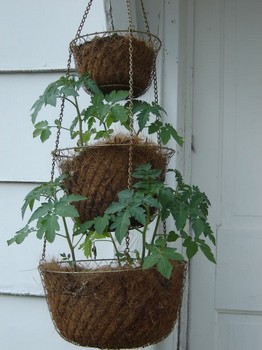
[187,0,262,349]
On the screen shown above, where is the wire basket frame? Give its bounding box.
[39,259,186,349]
[70,30,161,97]
[53,142,175,223]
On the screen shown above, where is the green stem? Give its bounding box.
[150,214,161,247]
[96,115,108,132]
[50,126,71,132]
[64,97,77,108]
[62,217,77,271]
[109,233,122,266]
[73,233,85,250]
[74,96,84,146]
[56,233,67,239]
[141,206,151,264]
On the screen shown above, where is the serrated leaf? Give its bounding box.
[157,258,173,279]
[192,218,205,238]
[7,226,32,245]
[131,206,146,225]
[162,247,184,261]
[113,211,130,244]
[200,243,216,263]
[28,202,52,223]
[110,105,129,122]
[167,231,180,242]
[166,123,184,146]
[175,206,188,230]
[142,254,159,270]
[40,128,52,142]
[62,194,86,203]
[183,238,198,259]
[44,214,59,243]
[80,236,92,258]
[105,202,127,214]
[160,127,170,145]
[94,215,109,234]
[55,202,79,218]
[73,220,94,236]
[105,90,129,103]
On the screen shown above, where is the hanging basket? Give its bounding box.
[70,30,161,97]
[55,136,174,223]
[39,259,186,349]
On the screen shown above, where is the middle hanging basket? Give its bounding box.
[39,260,186,349]
[56,136,174,222]
[70,30,162,97]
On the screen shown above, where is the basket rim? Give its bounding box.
[39,259,186,275]
[52,144,175,158]
[70,29,162,51]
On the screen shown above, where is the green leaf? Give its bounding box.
[31,96,45,124]
[36,219,47,240]
[131,206,146,225]
[157,258,173,279]
[28,202,53,223]
[105,202,127,214]
[142,254,159,270]
[44,214,59,243]
[94,215,109,234]
[162,247,184,261]
[33,121,52,142]
[7,226,32,245]
[61,194,86,203]
[105,90,129,103]
[160,127,170,145]
[80,236,93,258]
[55,202,80,218]
[110,105,129,122]
[73,220,94,236]
[167,231,180,242]
[112,211,131,244]
[183,238,198,259]
[166,123,184,146]
[137,108,150,131]
[192,218,205,238]
[199,243,216,263]
[175,206,188,230]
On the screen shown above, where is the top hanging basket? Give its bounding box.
[70,30,161,97]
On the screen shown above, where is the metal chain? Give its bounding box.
[125,0,135,257]
[139,0,150,34]
[152,45,168,240]
[75,0,94,40]
[41,1,94,262]
[42,52,73,262]
[109,1,115,31]
[152,63,161,146]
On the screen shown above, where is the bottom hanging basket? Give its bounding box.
[39,260,186,349]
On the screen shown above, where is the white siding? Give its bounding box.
[0,1,106,349]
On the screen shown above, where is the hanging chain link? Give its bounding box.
[42,2,94,262]
[139,0,150,34]
[124,0,135,258]
[41,52,73,262]
[75,0,94,40]
[109,1,115,31]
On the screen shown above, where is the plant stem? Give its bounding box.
[74,96,84,146]
[150,214,161,247]
[62,217,77,271]
[109,233,122,266]
[141,206,150,264]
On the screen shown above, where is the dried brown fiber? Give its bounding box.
[71,34,156,97]
[59,136,170,222]
[39,260,186,349]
